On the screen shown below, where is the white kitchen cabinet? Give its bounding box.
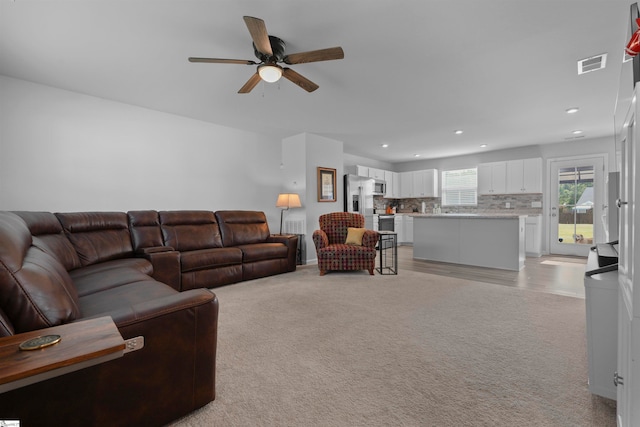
[525,215,542,257]
[384,170,397,198]
[506,158,542,193]
[413,215,525,270]
[403,215,414,244]
[478,162,507,195]
[368,167,385,180]
[394,215,404,242]
[399,172,413,198]
[392,171,400,198]
[412,170,439,197]
[356,165,369,177]
[373,214,379,231]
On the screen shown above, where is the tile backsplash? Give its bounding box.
[376,193,543,215]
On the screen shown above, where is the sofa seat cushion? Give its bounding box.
[70,266,155,297]
[78,280,177,323]
[180,247,242,273]
[69,258,152,278]
[317,243,377,260]
[238,243,288,263]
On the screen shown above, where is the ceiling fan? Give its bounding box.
[188,16,344,93]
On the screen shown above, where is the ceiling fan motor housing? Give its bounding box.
[254,35,286,63]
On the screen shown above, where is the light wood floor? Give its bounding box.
[396,245,588,298]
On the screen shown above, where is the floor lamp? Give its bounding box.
[276,193,302,235]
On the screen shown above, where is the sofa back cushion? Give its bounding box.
[215,211,270,247]
[0,212,80,333]
[159,211,223,251]
[12,211,82,271]
[55,212,133,267]
[128,210,164,250]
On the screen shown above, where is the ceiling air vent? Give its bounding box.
[577,53,607,75]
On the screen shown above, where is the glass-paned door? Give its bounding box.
[549,157,604,256]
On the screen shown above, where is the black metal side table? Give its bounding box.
[376,231,397,275]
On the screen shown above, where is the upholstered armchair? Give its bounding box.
[312,212,379,275]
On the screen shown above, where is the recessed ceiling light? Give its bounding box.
[566,107,579,114]
[572,130,583,135]
[381,144,389,148]
[414,154,421,158]
[454,130,464,135]
[480,144,487,148]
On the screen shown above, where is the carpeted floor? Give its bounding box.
[169,265,616,427]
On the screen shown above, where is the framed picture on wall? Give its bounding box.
[317,167,337,202]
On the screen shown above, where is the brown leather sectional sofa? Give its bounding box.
[0,209,298,426]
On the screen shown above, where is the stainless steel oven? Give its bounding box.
[378,214,394,231]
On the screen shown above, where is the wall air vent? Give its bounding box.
[577,53,607,75]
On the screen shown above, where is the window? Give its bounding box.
[441,168,477,206]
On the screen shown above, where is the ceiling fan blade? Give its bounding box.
[189,57,257,65]
[238,72,262,94]
[283,47,344,64]
[243,16,272,56]
[282,68,319,92]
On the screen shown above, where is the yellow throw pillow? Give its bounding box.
[345,227,366,245]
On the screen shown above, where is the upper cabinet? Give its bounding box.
[356,165,369,177]
[384,170,398,198]
[354,165,439,198]
[506,158,542,193]
[399,172,413,198]
[412,169,439,197]
[398,170,438,198]
[477,162,507,195]
[478,158,542,194]
[368,167,385,180]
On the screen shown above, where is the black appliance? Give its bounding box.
[378,214,395,231]
[585,240,619,276]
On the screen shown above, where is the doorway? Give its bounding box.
[548,156,605,256]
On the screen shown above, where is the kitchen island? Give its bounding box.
[412,214,526,271]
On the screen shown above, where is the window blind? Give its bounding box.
[441,168,477,206]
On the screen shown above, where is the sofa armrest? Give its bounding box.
[135,246,175,254]
[102,288,215,327]
[0,289,219,426]
[362,230,379,248]
[267,234,298,271]
[312,230,329,250]
[135,248,181,291]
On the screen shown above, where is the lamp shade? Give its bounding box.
[258,64,283,83]
[276,193,302,209]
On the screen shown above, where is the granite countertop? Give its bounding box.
[409,213,527,219]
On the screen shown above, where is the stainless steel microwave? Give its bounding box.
[373,179,386,195]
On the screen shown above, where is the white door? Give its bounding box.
[616,102,638,426]
[548,156,605,256]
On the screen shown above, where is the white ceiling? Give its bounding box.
[0,0,633,163]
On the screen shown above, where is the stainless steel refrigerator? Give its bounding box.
[344,174,375,230]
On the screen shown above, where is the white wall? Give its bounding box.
[0,76,284,230]
[282,133,343,263]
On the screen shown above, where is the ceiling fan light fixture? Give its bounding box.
[258,64,283,82]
